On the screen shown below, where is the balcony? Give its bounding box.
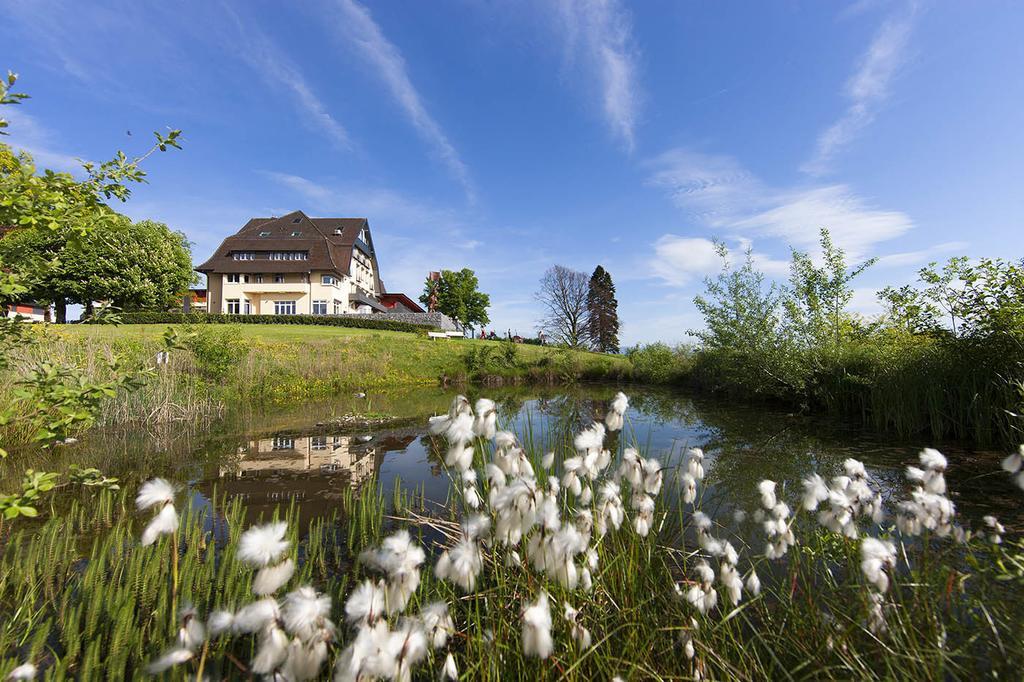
[241,282,308,294]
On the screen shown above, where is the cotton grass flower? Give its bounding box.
[434,538,483,593]
[442,652,458,680]
[983,515,1005,544]
[345,580,386,627]
[387,619,428,682]
[136,478,176,510]
[419,601,453,649]
[140,503,179,546]
[1001,445,1024,490]
[251,624,290,674]
[6,664,37,680]
[253,557,295,596]
[860,538,896,592]
[605,391,628,432]
[563,602,593,649]
[238,522,290,568]
[145,648,194,674]
[473,398,497,439]
[683,560,718,615]
[282,586,334,644]
[521,591,554,659]
[685,448,705,481]
[232,598,281,634]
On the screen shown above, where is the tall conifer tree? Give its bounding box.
[586,265,620,352]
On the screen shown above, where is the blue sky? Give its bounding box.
[4,0,1023,344]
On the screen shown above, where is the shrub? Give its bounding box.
[181,325,246,380]
[102,311,436,334]
[626,342,693,384]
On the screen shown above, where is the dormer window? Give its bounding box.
[291,230,301,237]
[292,217,301,223]
[232,252,255,261]
[358,227,368,243]
[259,231,271,238]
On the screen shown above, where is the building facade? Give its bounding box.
[196,211,388,316]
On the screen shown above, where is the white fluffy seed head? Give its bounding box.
[136,478,176,510]
[237,522,290,568]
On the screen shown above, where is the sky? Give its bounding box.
[3,0,1023,345]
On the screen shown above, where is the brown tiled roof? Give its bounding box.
[196,211,383,292]
[380,292,425,313]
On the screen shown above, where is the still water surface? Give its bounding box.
[50,384,1021,529]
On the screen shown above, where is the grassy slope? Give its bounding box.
[62,323,630,386]
[0,324,633,440]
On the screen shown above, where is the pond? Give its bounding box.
[22,384,1022,530]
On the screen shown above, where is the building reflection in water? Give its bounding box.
[207,427,419,525]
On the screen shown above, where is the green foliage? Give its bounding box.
[181,324,245,380]
[111,310,437,332]
[586,265,620,353]
[0,70,185,527]
[625,342,692,384]
[419,268,490,330]
[0,216,195,319]
[689,228,1024,445]
[1,359,152,446]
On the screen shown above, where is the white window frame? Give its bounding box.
[226,298,241,314]
[274,300,297,315]
[227,274,241,283]
[312,300,327,315]
[322,274,337,286]
[243,299,252,315]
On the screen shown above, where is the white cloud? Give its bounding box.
[555,0,641,152]
[650,236,723,286]
[802,7,916,175]
[327,0,474,200]
[732,185,913,261]
[647,148,914,272]
[650,235,790,287]
[222,5,351,149]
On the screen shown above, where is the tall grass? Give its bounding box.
[1,394,1021,679]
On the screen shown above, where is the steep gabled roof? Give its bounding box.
[195,210,383,292]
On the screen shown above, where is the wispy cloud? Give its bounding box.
[2,109,88,173]
[222,6,350,149]
[647,147,915,285]
[555,0,642,152]
[802,7,916,175]
[326,0,474,200]
[875,240,967,268]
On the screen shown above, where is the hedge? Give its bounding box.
[100,311,436,334]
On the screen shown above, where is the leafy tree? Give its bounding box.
[536,265,590,348]
[784,228,876,356]
[419,268,490,332]
[691,242,799,395]
[586,265,620,353]
[0,217,194,320]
